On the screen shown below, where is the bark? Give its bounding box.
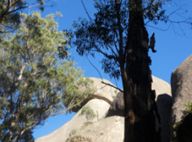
[123,0,160,142]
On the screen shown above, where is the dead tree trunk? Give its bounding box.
[123,0,160,142]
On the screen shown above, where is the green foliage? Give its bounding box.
[184,102,192,113]
[74,0,167,79]
[143,0,168,23]
[74,0,128,79]
[0,13,92,141]
[57,62,94,112]
[0,0,46,32]
[0,0,25,32]
[80,106,96,120]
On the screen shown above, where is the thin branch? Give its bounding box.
[86,55,103,80]
[147,23,171,31]
[6,6,27,15]
[101,81,123,92]
[94,45,116,60]
[106,44,119,59]
[168,18,192,25]
[18,65,26,80]
[81,0,92,21]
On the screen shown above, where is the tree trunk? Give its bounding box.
[123,0,160,142]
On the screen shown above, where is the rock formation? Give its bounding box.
[171,56,192,142]
[36,77,120,142]
[176,113,192,142]
[36,76,172,142]
[171,56,192,123]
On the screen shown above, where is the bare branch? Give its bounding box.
[18,65,26,81]
[101,81,123,92]
[81,0,92,21]
[86,55,103,80]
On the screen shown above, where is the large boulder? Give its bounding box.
[36,98,112,142]
[66,116,124,142]
[171,56,192,123]
[36,78,119,142]
[36,76,172,142]
[152,76,171,97]
[153,76,172,142]
[87,77,119,102]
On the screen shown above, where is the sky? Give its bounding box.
[32,0,192,139]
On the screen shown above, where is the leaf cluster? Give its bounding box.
[143,0,168,24]
[73,0,167,79]
[0,0,46,33]
[74,0,129,79]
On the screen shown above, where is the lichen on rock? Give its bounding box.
[65,135,92,142]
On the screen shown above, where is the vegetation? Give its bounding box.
[73,0,168,141]
[0,13,92,141]
[80,106,96,120]
[0,0,191,142]
[184,102,192,114]
[66,135,92,142]
[0,0,45,32]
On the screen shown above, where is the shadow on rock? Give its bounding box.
[156,94,172,142]
[176,113,192,142]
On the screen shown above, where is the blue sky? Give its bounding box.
[33,0,192,139]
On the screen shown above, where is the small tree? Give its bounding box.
[0,13,92,142]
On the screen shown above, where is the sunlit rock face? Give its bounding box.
[171,56,192,123]
[171,56,192,142]
[36,76,172,142]
[36,78,119,142]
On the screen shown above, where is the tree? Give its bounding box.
[0,0,45,32]
[73,0,167,142]
[0,13,92,142]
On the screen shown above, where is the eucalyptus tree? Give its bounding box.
[0,13,92,142]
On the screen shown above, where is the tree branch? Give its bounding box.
[101,81,123,92]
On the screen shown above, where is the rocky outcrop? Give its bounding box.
[36,76,172,142]
[36,78,119,142]
[176,113,192,142]
[36,98,113,142]
[153,76,172,142]
[152,76,171,97]
[171,56,192,123]
[66,116,124,142]
[87,77,119,103]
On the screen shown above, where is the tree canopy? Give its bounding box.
[73,1,169,142]
[0,12,92,141]
[0,0,45,32]
[74,0,167,79]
